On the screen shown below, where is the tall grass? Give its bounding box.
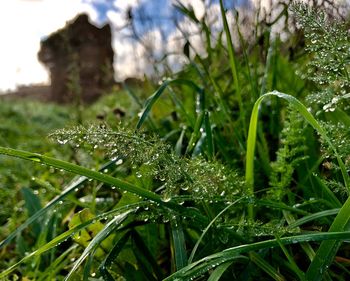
[1,1,350,280]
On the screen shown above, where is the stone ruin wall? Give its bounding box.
[38,14,115,104]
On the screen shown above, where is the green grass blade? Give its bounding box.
[245,91,350,213]
[99,231,131,281]
[83,247,97,281]
[0,147,210,229]
[170,218,188,270]
[188,199,242,264]
[65,211,132,281]
[204,111,214,160]
[0,204,140,278]
[249,252,286,281]
[37,245,77,281]
[275,238,305,281]
[173,1,199,24]
[0,159,116,250]
[0,215,96,278]
[0,146,170,206]
[311,175,342,208]
[164,232,350,281]
[136,79,203,130]
[132,230,163,280]
[207,261,234,281]
[175,126,186,156]
[287,209,340,229]
[21,187,42,236]
[185,111,204,155]
[306,196,350,280]
[219,0,242,116]
[168,87,195,127]
[246,91,350,279]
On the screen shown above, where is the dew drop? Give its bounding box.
[58,139,68,145]
[162,195,172,202]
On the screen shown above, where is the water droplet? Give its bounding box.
[162,195,171,202]
[58,139,68,145]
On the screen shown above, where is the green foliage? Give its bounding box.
[292,3,350,110]
[50,124,244,203]
[2,1,350,281]
[268,106,307,200]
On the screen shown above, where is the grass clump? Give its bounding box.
[2,1,350,280]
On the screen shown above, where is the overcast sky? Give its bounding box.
[0,0,262,92]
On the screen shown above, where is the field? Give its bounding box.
[1,2,350,280]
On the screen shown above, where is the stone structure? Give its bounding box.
[38,14,114,103]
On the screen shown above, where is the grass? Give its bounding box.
[1,1,350,280]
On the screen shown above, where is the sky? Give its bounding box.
[0,0,262,92]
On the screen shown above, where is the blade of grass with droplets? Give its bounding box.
[136,79,203,130]
[0,146,172,206]
[64,211,132,281]
[175,126,186,156]
[0,147,210,226]
[188,199,242,264]
[0,215,95,278]
[306,197,350,281]
[246,91,350,280]
[0,204,142,278]
[0,158,116,250]
[207,261,235,281]
[165,232,350,281]
[170,218,188,271]
[287,209,339,230]
[246,91,349,206]
[185,111,204,155]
